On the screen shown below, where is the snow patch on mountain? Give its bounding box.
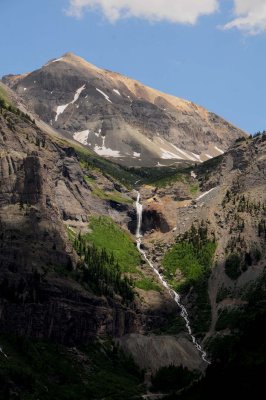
[96,88,112,103]
[160,148,182,160]
[55,84,86,121]
[93,135,121,157]
[113,89,121,96]
[192,152,203,163]
[73,130,90,145]
[170,144,199,162]
[196,187,217,201]
[50,58,63,64]
[55,104,69,121]
[94,145,121,157]
[215,146,224,154]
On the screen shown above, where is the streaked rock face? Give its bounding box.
[3,52,245,167]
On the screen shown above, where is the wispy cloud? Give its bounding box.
[66,1,266,36]
[66,0,219,24]
[223,0,266,35]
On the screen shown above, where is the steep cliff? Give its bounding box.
[0,105,138,344]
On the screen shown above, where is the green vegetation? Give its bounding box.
[67,216,143,302]
[224,253,242,280]
[237,195,266,215]
[0,86,9,105]
[76,144,195,189]
[67,217,141,302]
[74,234,134,302]
[151,365,200,394]
[166,272,266,400]
[0,86,36,125]
[152,316,186,336]
[135,276,161,292]
[0,335,143,400]
[223,192,266,217]
[163,223,216,285]
[234,136,248,144]
[189,183,199,194]
[164,241,215,283]
[163,222,216,333]
[145,167,192,188]
[224,246,261,281]
[76,146,140,188]
[84,176,133,204]
[258,219,266,239]
[195,155,222,181]
[253,130,266,137]
[216,285,232,303]
[221,191,265,279]
[86,216,141,273]
[215,307,244,331]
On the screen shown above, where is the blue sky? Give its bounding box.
[1,0,266,133]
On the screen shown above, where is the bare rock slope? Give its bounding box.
[3,53,245,167]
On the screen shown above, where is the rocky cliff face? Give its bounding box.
[0,103,205,374]
[0,107,137,343]
[3,53,246,167]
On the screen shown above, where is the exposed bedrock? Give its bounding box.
[128,208,170,235]
[118,334,204,372]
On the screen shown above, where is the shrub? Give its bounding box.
[225,254,242,280]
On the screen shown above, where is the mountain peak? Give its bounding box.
[62,51,77,58]
[47,52,103,73]
[2,54,246,167]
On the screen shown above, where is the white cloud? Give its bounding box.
[66,0,219,24]
[224,0,266,34]
[66,0,266,35]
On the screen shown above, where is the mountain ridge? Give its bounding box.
[2,52,246,167]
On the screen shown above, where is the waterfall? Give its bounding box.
[135,192,210,364]
[136,192,143,238]
[0,346,8,359]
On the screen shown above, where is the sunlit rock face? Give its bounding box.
[3,52,245,167]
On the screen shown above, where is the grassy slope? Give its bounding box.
[86,216,141,273]
[162,226,216,334]
[84,175,133,204]
[79,217,162,293]
[76,143,195,189]
[163,241,216,286]
[0,86,9,104]
[135,276,161,292]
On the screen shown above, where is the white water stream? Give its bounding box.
[135,193,210,364]
[0,346,8,359]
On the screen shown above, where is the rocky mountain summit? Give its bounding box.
[3,53,246,166]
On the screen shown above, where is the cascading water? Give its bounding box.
[0,346,7,359]
[135,192,210,364]
[136,192,143,238]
